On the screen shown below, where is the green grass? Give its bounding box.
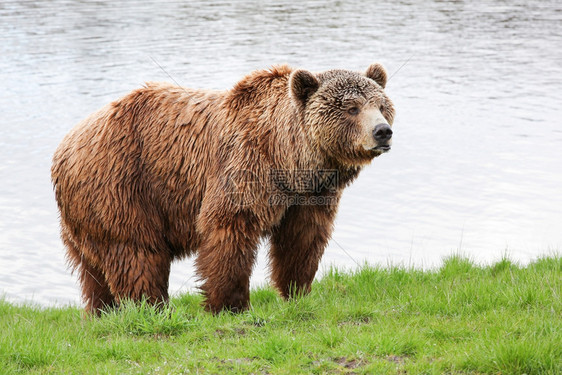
[1,255,561,374]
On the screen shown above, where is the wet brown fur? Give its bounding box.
[51,64,395,314]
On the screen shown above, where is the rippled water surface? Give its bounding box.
[1,1,561,306]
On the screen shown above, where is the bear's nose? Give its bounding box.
[373,123,393,142]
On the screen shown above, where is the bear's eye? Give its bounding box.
[347,107,360,116]
[379,104,385,112]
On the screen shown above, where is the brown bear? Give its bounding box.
[51,63,395,314]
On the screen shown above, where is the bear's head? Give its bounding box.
[290,63,395,167]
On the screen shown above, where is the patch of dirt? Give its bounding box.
[385,355,407,364]
[219,357,253,365]
[214,329,225,337]
[334,356,363,369]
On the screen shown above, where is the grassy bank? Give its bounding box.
[1,255,561,374]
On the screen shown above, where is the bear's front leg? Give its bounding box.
[195,213,261,313]
[269,192,340,299]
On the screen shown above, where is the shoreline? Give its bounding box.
[2,255,560,374]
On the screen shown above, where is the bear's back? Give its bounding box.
[51,83,225,248]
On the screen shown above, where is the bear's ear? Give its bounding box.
[290,70,319,105]
[365,63,388,88]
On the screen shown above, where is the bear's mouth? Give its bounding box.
[373,145,391,153]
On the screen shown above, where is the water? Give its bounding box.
[1,0,561,307]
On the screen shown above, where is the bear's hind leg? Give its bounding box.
[62,228,115,315]
[103,243,171,307]
[79,260,116,315]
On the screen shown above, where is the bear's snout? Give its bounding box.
[373,123,393,144]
